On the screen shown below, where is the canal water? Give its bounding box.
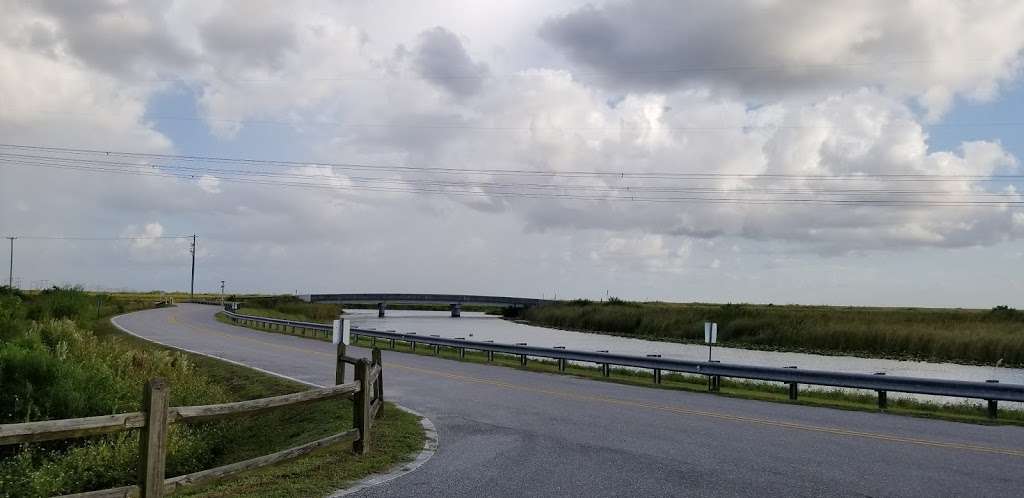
[347,309,1024,407]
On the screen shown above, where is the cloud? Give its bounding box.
[16,0,197,77]
[539,0,1024,116]
[2,0,1024,305]
[197,175,222,193]
[410,27,489,97]
[198,0,298,73]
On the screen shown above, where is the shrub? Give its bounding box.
[0,294,235,497]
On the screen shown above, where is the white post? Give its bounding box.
[333,318,351,345]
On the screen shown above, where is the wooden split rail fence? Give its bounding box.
[0,345,386,498]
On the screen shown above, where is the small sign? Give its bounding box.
[704,322,718,344]
[332,318,352,345]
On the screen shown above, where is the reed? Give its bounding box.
[522,301,1024,366]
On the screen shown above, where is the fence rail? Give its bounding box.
[0,341,386,498]
[220,307,1024,418]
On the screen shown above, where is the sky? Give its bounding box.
[2,0,1024,307]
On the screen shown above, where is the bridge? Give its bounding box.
[298,293,551,317]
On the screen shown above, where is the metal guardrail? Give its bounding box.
[219,307,1024,417]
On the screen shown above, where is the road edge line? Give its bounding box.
[110,310,440,495]
[326,405,439,497]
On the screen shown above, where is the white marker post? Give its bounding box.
[332,318,351,345]
[704,322,718,361]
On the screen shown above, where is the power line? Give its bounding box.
[3,143,1021,181]
[51,57,1003,85]
[1,153,1020,206]
[7,235,194,240]
[5,151,1021,196]
[3,157,1020,207]
[1,234,197,292]
[2,144,1022,207]
[26,110,1024,134]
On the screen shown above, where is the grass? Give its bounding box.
[235,295,342,323]
[97,320,426,498]
[517,301,1024,366]
[175,407,423,498]
[0,287,424,497]
[219,311,1024,426]
[227,307,322,322]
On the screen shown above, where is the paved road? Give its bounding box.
[114,305,1024,497]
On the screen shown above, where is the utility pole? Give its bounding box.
[190,234,196,299]
[220,280,225,304]
[6,237,14,289]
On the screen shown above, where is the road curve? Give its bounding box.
[114,305,1024,497]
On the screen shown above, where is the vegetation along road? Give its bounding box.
[114,304,1024,497]
[517,300,1024,366]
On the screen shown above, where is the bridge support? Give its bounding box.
[450,303,461,318]
[377,302,386,318]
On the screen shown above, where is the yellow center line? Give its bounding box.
[164,310,1024,458]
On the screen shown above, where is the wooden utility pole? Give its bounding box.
[190,234,196,299]
[6,237,14,288]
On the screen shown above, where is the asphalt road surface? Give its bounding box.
[114,304,1024,497]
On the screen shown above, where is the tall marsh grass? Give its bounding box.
[523,301,1024,365]
[239,295,342,322]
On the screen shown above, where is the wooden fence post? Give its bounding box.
[352,360,371,455]
[336,343,347,384]
[138,378,170,498]
[372,348,384,416]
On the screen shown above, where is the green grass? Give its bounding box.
[227,307,323,322]
[0,287,425,498]
[176,407,423,498]
[235,296,342,323]
[219,312,1024,426]
[517,301,1024,366]
[96,323,426,498]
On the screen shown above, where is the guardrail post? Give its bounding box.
[372,348,384,416]
[516,343,528,366]
[555,346,566,372]
[336,343,347,384]
[708,360,721,392]
[138,378,169,498]
[597,350,610,377]
[647,354,662,384]
[785,366,798,400]
[430,335,440,355]
[986,380,999,419]
[873,372,887,409]
[353,360,371,455]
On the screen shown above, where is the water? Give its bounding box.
[347,309,1024,407]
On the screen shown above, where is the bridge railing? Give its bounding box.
[0,343,385,498]
[219,307,1024,419]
